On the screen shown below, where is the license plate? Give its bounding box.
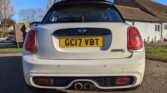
[60,37,103,48]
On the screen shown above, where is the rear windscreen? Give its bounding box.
[43,5,123,23]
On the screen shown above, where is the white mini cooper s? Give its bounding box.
[22,0,145,90]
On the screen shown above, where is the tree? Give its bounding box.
[18,9,27,22]
[47,0,54,10]
[18,9,36,23]
[2,19,15,26]
[0,0,15,36]
[18,8,46,23]
[36,8,46,21]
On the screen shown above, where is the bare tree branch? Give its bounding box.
[18,8,46,23]
[47,0,54,11]
[0,0,15,22]
[0,0,15,36]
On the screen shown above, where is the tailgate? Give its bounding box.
[35,23,132,60]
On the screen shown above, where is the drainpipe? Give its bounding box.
[161,22,163,42]
[132,21,135,26]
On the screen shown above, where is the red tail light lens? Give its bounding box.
[25,30,37,53]
[33,77,54,86]
[128,27,143,51]
[116,77,130,85]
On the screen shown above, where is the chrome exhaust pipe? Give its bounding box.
[74,82,83,90]
[83,83,93,90]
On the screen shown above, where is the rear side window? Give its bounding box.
[43,5,123,23]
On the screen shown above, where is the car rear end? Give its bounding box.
[22,0,145,90]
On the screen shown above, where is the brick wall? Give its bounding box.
[15,24,24,43]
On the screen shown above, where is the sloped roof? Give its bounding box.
[116,0,141,8]
[116,0,167,22]
[136,0,167,22]
[116,5,160,22]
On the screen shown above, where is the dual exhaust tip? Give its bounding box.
[74,82,93,90]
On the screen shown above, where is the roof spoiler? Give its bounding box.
[54,0,116,4]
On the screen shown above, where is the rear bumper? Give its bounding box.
[22,52,145,90]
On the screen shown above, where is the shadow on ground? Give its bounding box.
[0,56,66,93]
[0,56,136,93]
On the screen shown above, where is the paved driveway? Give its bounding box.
[0,54,166,93]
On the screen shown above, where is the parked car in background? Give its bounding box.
[6,36,16,42]
[0,37,8,42]
[22,0,145,91]
[0,36,16,42]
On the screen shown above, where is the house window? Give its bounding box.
[155,25,160,31]
[155,25,157,31]
[164,25,167,30]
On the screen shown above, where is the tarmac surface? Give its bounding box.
[0,54,166,93]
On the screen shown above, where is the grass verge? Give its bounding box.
[0,48,22,54]
[146,46,167,62]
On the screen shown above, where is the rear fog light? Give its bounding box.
[33,77,54,86]
[116,77,130,85]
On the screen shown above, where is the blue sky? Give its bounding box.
[153,0,167,5]
[12,0,48,22]
[12,0,167,22]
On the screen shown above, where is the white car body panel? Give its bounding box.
[33,23,132,60]
[22,1,146,90]
[23,50,145,89]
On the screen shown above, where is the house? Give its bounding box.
[8,26,14,32]
[115,0,167,42]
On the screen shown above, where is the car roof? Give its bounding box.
[52,0,114,8]
[49,0,116,12]
[55,0,113,3]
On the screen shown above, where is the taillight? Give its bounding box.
[24,30,37,53]
[128,27,143,51]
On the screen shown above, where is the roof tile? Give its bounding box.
[116,0,167,22]
[116,5,160,22]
